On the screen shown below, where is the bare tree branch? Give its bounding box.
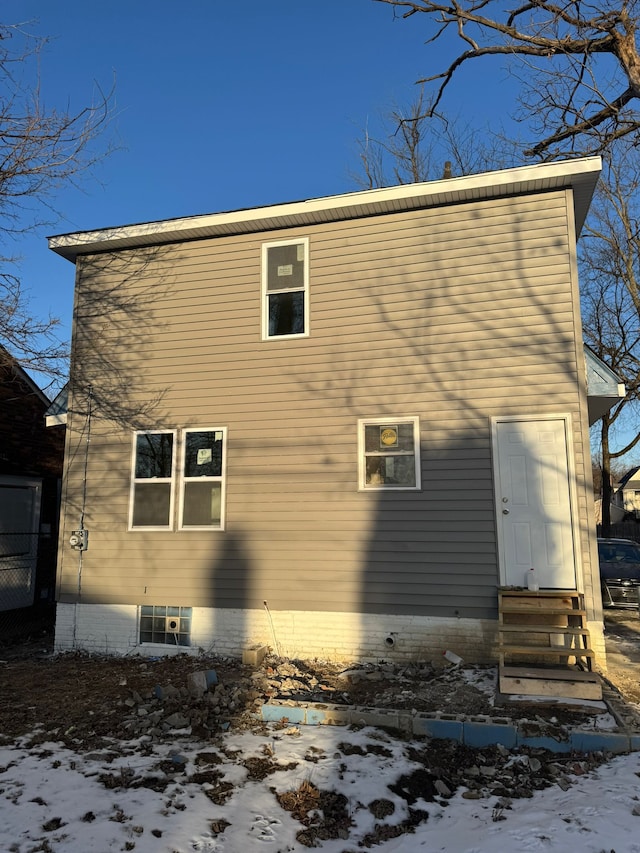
[374,0,640,158]
[0,21,114,382]
[580,146,640,531]
[351,86,511,188]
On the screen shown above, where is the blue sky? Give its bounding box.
[4,0,515,366]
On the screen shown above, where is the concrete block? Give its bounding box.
[570,731,630,754]
[305,703,350,726]
[397,712,414,734]
[243,644,268,666]
[463,719,517,750]
[413,712,463,742]
[349,707,399,729]
[261,701,306,725]
[516,723,572,753]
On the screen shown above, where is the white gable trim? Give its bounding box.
[49,157,601,262]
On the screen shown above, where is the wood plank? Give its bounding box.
[498,624,589,635]
[500,607,586,617]
[500,665,600,683]
[499,674,602,700]
[499,644,594,657]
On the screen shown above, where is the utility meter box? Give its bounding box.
[69,530,89,551]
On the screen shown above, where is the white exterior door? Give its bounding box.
[492,417,577,589]
[0,476,42,611]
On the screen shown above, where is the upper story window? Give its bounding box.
[358,417,421,491]
[262,238,309,339]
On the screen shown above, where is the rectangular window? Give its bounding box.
[262,238,309,339]
[358,417,421,490]
[139,605,192,646]
[129,430,176,528]
[179,428,226,529]
[129,428,226,530]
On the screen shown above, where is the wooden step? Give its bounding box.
[499,665,602,700]
[498,624,589,636]
[500,665,599,683]
[500,606,586,617]
[499,643,594,656]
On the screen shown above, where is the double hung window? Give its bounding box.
[130,431,175,528]
[180,429,225,528]
[262,238,309,339]
[129,428,226,530]
[358,417,421,490]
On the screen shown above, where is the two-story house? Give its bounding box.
[48,157,615,670]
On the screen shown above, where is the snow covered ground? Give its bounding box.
[2,721,640,852]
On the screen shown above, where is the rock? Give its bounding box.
[164,713,189,729]
[188,671,208,696]
[435,780,452,797]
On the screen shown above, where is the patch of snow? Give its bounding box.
[2,724,640,852]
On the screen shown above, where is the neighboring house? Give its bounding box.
[0,348,64,613]
[49,157,619,665]
[613,467,640,517]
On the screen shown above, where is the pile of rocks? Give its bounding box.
[118,667,264,738]
[116,658,442,739]
[385,739,605,804]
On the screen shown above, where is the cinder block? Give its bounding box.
[306,703,351,726]
[413,713,463,742]
[261,701,306,725]
[516,724,572,753]
[349,707,399,729]
[242,644,268,666]
[570,731,630,754]
[463,720,517,749]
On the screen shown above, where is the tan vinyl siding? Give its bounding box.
[58,188,594,623]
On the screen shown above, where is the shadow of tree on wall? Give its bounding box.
[58,186,597,669]
[285,195,594,656]
[69,246,176,430]
[58,244,178,611]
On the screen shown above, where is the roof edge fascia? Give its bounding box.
[49,156,602,262]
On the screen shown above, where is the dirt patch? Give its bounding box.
[604,610,640,705]
[275,779,352,846]
[0,627,633,751]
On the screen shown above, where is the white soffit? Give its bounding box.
[49,157,602,262]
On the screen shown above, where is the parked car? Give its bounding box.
[597,538,640,608]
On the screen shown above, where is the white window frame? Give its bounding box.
[128,429,177,530]
[261,237,309,340]
[357,417,421,491]
[128,428,227,531]
[178,427,227,531]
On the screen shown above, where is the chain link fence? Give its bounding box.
[0,532,56,643]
